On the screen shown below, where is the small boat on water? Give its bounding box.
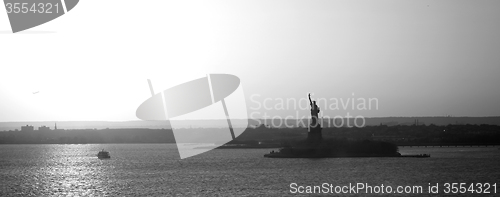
[97,149,111,159]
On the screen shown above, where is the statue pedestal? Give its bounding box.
[307,124,322,143]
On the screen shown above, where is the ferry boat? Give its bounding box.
[97,149,111,159]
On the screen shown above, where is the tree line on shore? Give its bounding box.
[0,124,499,145]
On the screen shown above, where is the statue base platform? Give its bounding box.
[307,124,322,143]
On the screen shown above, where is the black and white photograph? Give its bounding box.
[1,0,499,196]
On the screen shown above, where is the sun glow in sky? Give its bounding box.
[0,0,499,121]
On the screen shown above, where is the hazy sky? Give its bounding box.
[0,0,499,121]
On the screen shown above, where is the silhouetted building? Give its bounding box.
[21,125,34,132]
[38,126,51,131]
[53,122,62,131]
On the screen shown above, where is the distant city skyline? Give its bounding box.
[1,0,499,121]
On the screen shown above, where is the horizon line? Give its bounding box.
[0,116,499,123]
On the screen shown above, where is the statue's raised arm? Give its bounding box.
[308,93,312,107]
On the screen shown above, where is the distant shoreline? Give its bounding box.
[0,142,498,147]
[1,124,500,146]
[1,116,500,131]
